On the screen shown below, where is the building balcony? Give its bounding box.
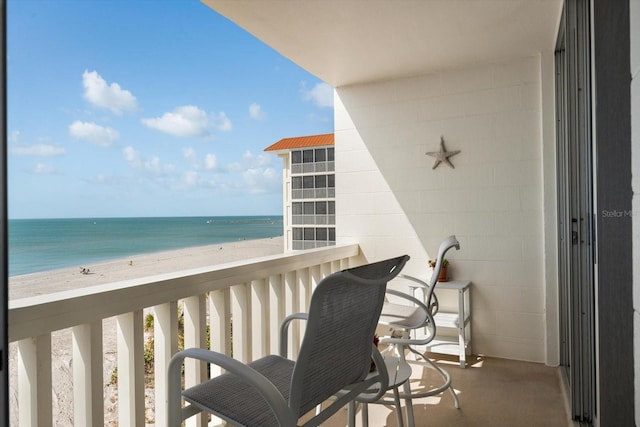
[8,244,569,426]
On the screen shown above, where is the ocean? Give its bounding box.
[8,216,284,277]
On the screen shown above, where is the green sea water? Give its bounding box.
[9,216,283,277]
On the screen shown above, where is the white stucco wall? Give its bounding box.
[630,1,640,423]
[334,56,548,362]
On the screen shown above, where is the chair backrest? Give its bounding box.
[424,235,460,312]
[288,255,409,417]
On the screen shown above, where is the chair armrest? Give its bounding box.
[280,312,309,357]
[168,348,294,426]
[396,273,429,289]
[390,274,440,317]
[379,307,437,346]
[379,289,438,346]
[385,288,429,311]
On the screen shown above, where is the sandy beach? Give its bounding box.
[8,236,284,426]
[9,236,285,300]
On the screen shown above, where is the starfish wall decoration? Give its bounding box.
[426,136,461,169]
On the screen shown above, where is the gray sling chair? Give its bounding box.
[167,254,410,426]
[371,235,461,427]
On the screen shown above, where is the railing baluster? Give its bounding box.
[322,261,333,279]
[116,310,145,427]
[17,334,52,427]
[154,302,178,427]
[207,289,229,427]
[72,321,104,427]
[284,271,298,358]
[310,264,322,294]
[297,268,311,350]
[268,274,284,354]
[183,295,207,427]
[231,284,251,362]
[251,279,269,359]
[209,289,230,360]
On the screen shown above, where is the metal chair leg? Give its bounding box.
[361,402,369,427]
[393,387,405,427]
[398,347,416,427]
[348,401,356,427]
[406,346,460,409]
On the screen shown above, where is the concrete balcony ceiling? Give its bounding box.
[202,0,563,87]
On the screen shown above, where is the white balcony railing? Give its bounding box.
[9,243,360,427]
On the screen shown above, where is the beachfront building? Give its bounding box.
[264,133,336,251]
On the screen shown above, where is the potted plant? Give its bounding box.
[428,258,449,282]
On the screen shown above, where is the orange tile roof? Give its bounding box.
[264,133,334,152]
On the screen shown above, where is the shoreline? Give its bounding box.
[9,236,284,300]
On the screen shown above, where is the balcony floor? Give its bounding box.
[315,354,571,427]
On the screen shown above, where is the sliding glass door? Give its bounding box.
[555,0,595,423]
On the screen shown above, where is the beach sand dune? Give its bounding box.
[9,237,284,426]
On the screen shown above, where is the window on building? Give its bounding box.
[292,176,302,189]
[303,149,314,163]
[303,176,314,189]
[328,201,335,214]
[292,202,302,215]
[291,151,302,164]
[327,148,334,161]
[304,228,315,240]
[315,175,327,188]
[328,174,335,188]
[303,202,314,214]
[293,228,303,241]
[329,228,336,241]
[315,148,326,162]
[316,201,327,214]
[316,228,328,241]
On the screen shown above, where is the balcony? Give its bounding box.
[8,244,569,426]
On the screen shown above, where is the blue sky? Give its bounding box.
[7,0,334,219]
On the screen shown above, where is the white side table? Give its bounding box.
[426,280,471,368]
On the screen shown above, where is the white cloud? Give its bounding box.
[171,169,219,191]
[240,150,272,168]
[69,121,119,147]
[8,131,66,157]
[182,147,217,171]
[225,150,280,193]
[123,146,140,166]
[249,103,266,121]
[33,163,58,175]
[9,130,20,144]
[11,143,66,157]
[241,167,280,194]
[183,170,199,187]
[123,146,175,175]
[301,82,334,108]
[215,112,232,132]
[183,147,197,161]
[117,147,276,194]
[142,106,232,138]
[204,153,217,170]
[82,70,137,115]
